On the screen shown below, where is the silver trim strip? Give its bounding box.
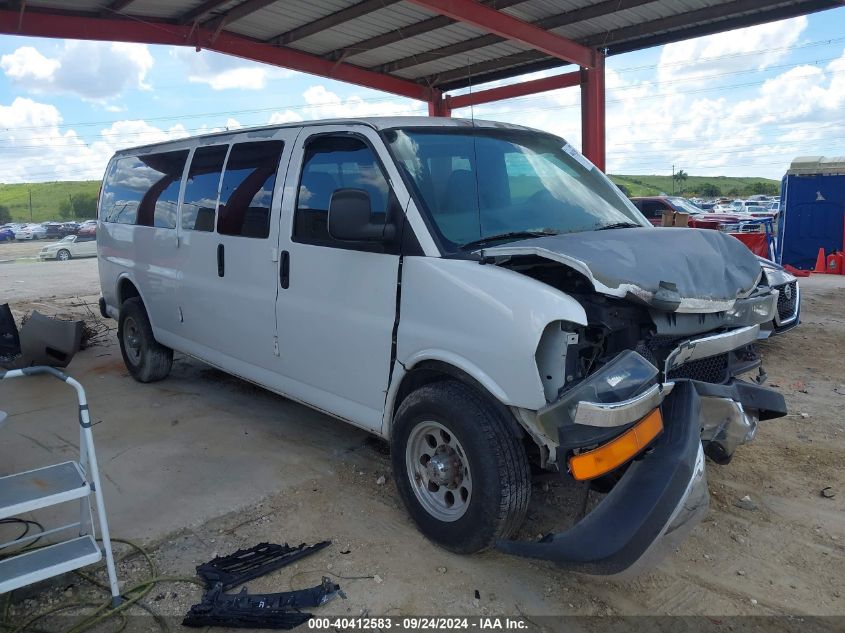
[665,324,760,374]
[774,282,800,327]
[574,383,675,428]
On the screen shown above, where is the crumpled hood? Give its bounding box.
[481,227,763,313]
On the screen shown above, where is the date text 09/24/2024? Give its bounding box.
[307,617,529,630]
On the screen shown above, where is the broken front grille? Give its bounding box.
[667,353,729,383]
[776,281,798,321]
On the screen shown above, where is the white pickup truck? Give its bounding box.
[97,117,787,574]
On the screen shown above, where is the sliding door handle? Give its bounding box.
[280,250,290,289]
[217,243,225,277]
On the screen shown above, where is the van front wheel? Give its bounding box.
[118,297,173,383]
[391,381,531,554]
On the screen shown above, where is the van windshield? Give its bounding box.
[385,127,649,252]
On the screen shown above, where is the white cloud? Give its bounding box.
[172,48,292,90]
[265,84,424,124]
[0,98,190,183]
[657,17,808,86]
[1,41,153,102]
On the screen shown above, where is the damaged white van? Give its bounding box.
[97,118,786,574]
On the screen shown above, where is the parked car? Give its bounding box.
[42,222,65,239]
[77,224,97,239]
[60,222,81,235]
[97,118,787,575]
[758,258,800,336]
[39,234,98,261]
[629,196,704,225]
[0,227,14,242]
[13,223,47,240]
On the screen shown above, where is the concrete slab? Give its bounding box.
[1,337,369,541]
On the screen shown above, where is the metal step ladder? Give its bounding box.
[0,366,121,606]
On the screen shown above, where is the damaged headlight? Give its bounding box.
[758,259,796,288]
[724,293,777,325]
[538,350,659,432]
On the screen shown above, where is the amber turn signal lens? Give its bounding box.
[568,408,664,481]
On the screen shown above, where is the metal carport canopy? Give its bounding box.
[0,0,840,171]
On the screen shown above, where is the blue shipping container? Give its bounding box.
[777,157,845,269]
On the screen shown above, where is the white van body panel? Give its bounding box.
[389,257,588,430]
[273,125,407,432]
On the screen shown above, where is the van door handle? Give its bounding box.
[217,243,225,277]
[280,250,290,289]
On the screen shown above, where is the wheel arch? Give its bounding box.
[384,356,524,441]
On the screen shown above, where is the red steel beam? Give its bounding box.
[405,0,597,69]
[0,10,437,103]
[447,70,580,110]
[580,53,605,171]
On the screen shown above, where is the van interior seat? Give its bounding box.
[441,169,478,215]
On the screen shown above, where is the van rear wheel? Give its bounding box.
[391,381,531,554]
[118,297,173,383]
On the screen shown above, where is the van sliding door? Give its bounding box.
[173,131,297,383]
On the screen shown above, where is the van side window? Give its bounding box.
[293,136,390,246]
[137,151,188,228]
[183,145,228,232]
[217,141,284,238]
[101,150,187,227]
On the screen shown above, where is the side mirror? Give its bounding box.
[328,188,395,242]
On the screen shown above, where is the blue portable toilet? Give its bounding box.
[777,156,845,269]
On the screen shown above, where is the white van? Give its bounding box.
[98,118,786,574]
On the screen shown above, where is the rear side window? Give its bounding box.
[183,145,228,232]
[640,201,666,219]
[217,141,284,238]
[101,150,187,227]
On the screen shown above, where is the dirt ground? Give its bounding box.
[1,243,843,630]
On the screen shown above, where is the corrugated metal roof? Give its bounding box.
[12,0,843,93]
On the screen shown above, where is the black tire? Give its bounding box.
[57,249,71,261]
[118,297,173,383]
[391,381,531,554]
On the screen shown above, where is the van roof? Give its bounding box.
[113,116,541,156]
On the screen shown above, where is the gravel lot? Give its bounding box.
[1,243,843,629]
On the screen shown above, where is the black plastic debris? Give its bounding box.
[0,304,21,364]
[182,577,341,630]
[197,541,331,591]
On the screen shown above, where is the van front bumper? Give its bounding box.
[498,379,785,575]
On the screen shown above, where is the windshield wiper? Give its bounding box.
[594,222,642,231]
[461,229,559,251]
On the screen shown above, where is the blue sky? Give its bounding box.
[1,4,844,183]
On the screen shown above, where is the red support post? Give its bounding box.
[428,94,452,117]
[580,52,606,172]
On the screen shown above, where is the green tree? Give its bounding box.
[68,193,97,219]
[750,181,778,196]
[59,198,72,219]
[0,205,11,224]
[673,169,688,194]
[697,183,721,198]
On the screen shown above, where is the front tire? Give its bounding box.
[118,297,173,382]
[391,381,531,554]
[57,249,71,261]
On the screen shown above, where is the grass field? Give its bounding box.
[1,174,781,222]
[608,174,780,198]
[0,181,100,223]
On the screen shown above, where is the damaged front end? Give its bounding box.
[486,229,787,575]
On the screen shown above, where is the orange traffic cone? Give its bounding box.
[814,247,827,273]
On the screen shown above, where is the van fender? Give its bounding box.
[390,257,588,434]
